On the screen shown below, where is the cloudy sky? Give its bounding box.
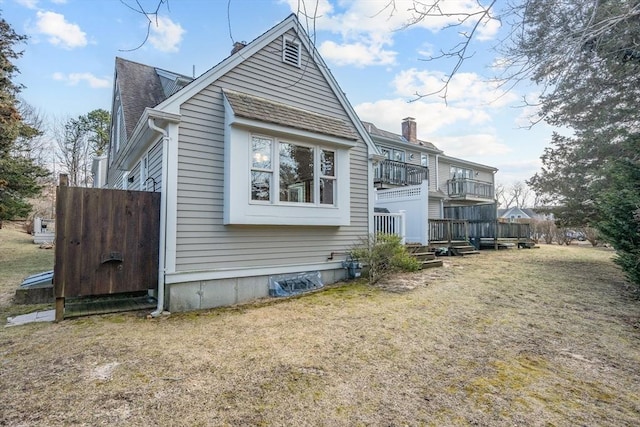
[3,0,558,184]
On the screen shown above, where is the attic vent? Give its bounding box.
[282,36,301,67]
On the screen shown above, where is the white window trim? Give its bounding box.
[249,134,337,207]
[224,121,351,226]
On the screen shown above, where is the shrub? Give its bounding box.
[350,234,420,284]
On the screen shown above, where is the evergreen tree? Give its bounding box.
[0,14,49,227]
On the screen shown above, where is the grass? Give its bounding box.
[0,223,54,318]
[1,226,639,426]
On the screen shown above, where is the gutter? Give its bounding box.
[147,117,170,318]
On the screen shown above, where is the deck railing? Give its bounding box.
[429,219,531,242]
[374,159,429,187]
[429,219,469,242]
[447,178,494,199]
[374,211,406,244]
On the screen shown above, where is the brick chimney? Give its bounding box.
[402,117,417,144]
[231,41,247,55]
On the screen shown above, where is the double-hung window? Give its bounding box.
[251,136,273,201]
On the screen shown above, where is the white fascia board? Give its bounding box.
[439,154,498,172]
[165,261,345,284]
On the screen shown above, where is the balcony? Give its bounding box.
[447,178,494,200]
[374,159,429,187]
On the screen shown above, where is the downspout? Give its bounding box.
[148,117,169,317]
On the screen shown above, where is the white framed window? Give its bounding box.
[282,36,301,67]
[225,128,351,226]
[421,153,428,167]
[249,135,337,207]
[380,146,405,162]
[450,165,473,179]
[250,136,273,201]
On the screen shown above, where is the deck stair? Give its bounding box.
[405,244,443,269]
[450,241,480,256]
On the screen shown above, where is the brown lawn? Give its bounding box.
[1,225,639,426]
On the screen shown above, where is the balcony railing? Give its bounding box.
[447,178,494,199]
[374,159,429,187]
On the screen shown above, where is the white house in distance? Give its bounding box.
[95,14,381,313]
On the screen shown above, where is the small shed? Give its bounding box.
[33,217,55,244]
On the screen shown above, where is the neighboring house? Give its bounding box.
[498,207,553,222]
[95,14,379,313]
[365,117,497,219]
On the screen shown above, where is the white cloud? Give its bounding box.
[16,0,39,9]
[53,72,110,88]
[282,0,500,67]
[355,98,491,137]
[147,15,185,53]
[495,159,542,183]
[319,39,396,67]
[392,68,518,107]
[35,11,87,49]
[435,134,511,158]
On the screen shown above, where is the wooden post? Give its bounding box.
[54,174,68,322]
[494,220,498,251]
[55,298,64,322]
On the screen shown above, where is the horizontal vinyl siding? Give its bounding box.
[438,159,452,194]
[475,169,493,184]
[429,156,438,192]
[428,198,441,219]
[129,162,141,191]
[108,169,125,190]
[148,140,163,192]
[173,32,369,272]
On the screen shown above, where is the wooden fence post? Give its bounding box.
[54,174,68,322]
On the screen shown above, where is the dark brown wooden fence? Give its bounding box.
[54,181,160,320]
[443,203,497,221]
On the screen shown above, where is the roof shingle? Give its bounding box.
[224,90,358,141]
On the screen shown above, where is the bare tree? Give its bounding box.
[12,101,48,163]
[53,115,90,187]
[497,181,535,209]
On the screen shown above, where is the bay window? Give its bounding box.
[223,89,354,226]
[248,135,338,208]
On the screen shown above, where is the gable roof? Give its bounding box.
[361,121,440,151]
[498,207,535,218]
[224,89,358,141]
[152,14,378,155]
[115,57,192,139]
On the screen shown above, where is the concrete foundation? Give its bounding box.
[167,268,347,312]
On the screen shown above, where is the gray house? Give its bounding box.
[97,15,380,313]
[366,117,497,219]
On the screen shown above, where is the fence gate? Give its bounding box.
[54,180,161,321]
